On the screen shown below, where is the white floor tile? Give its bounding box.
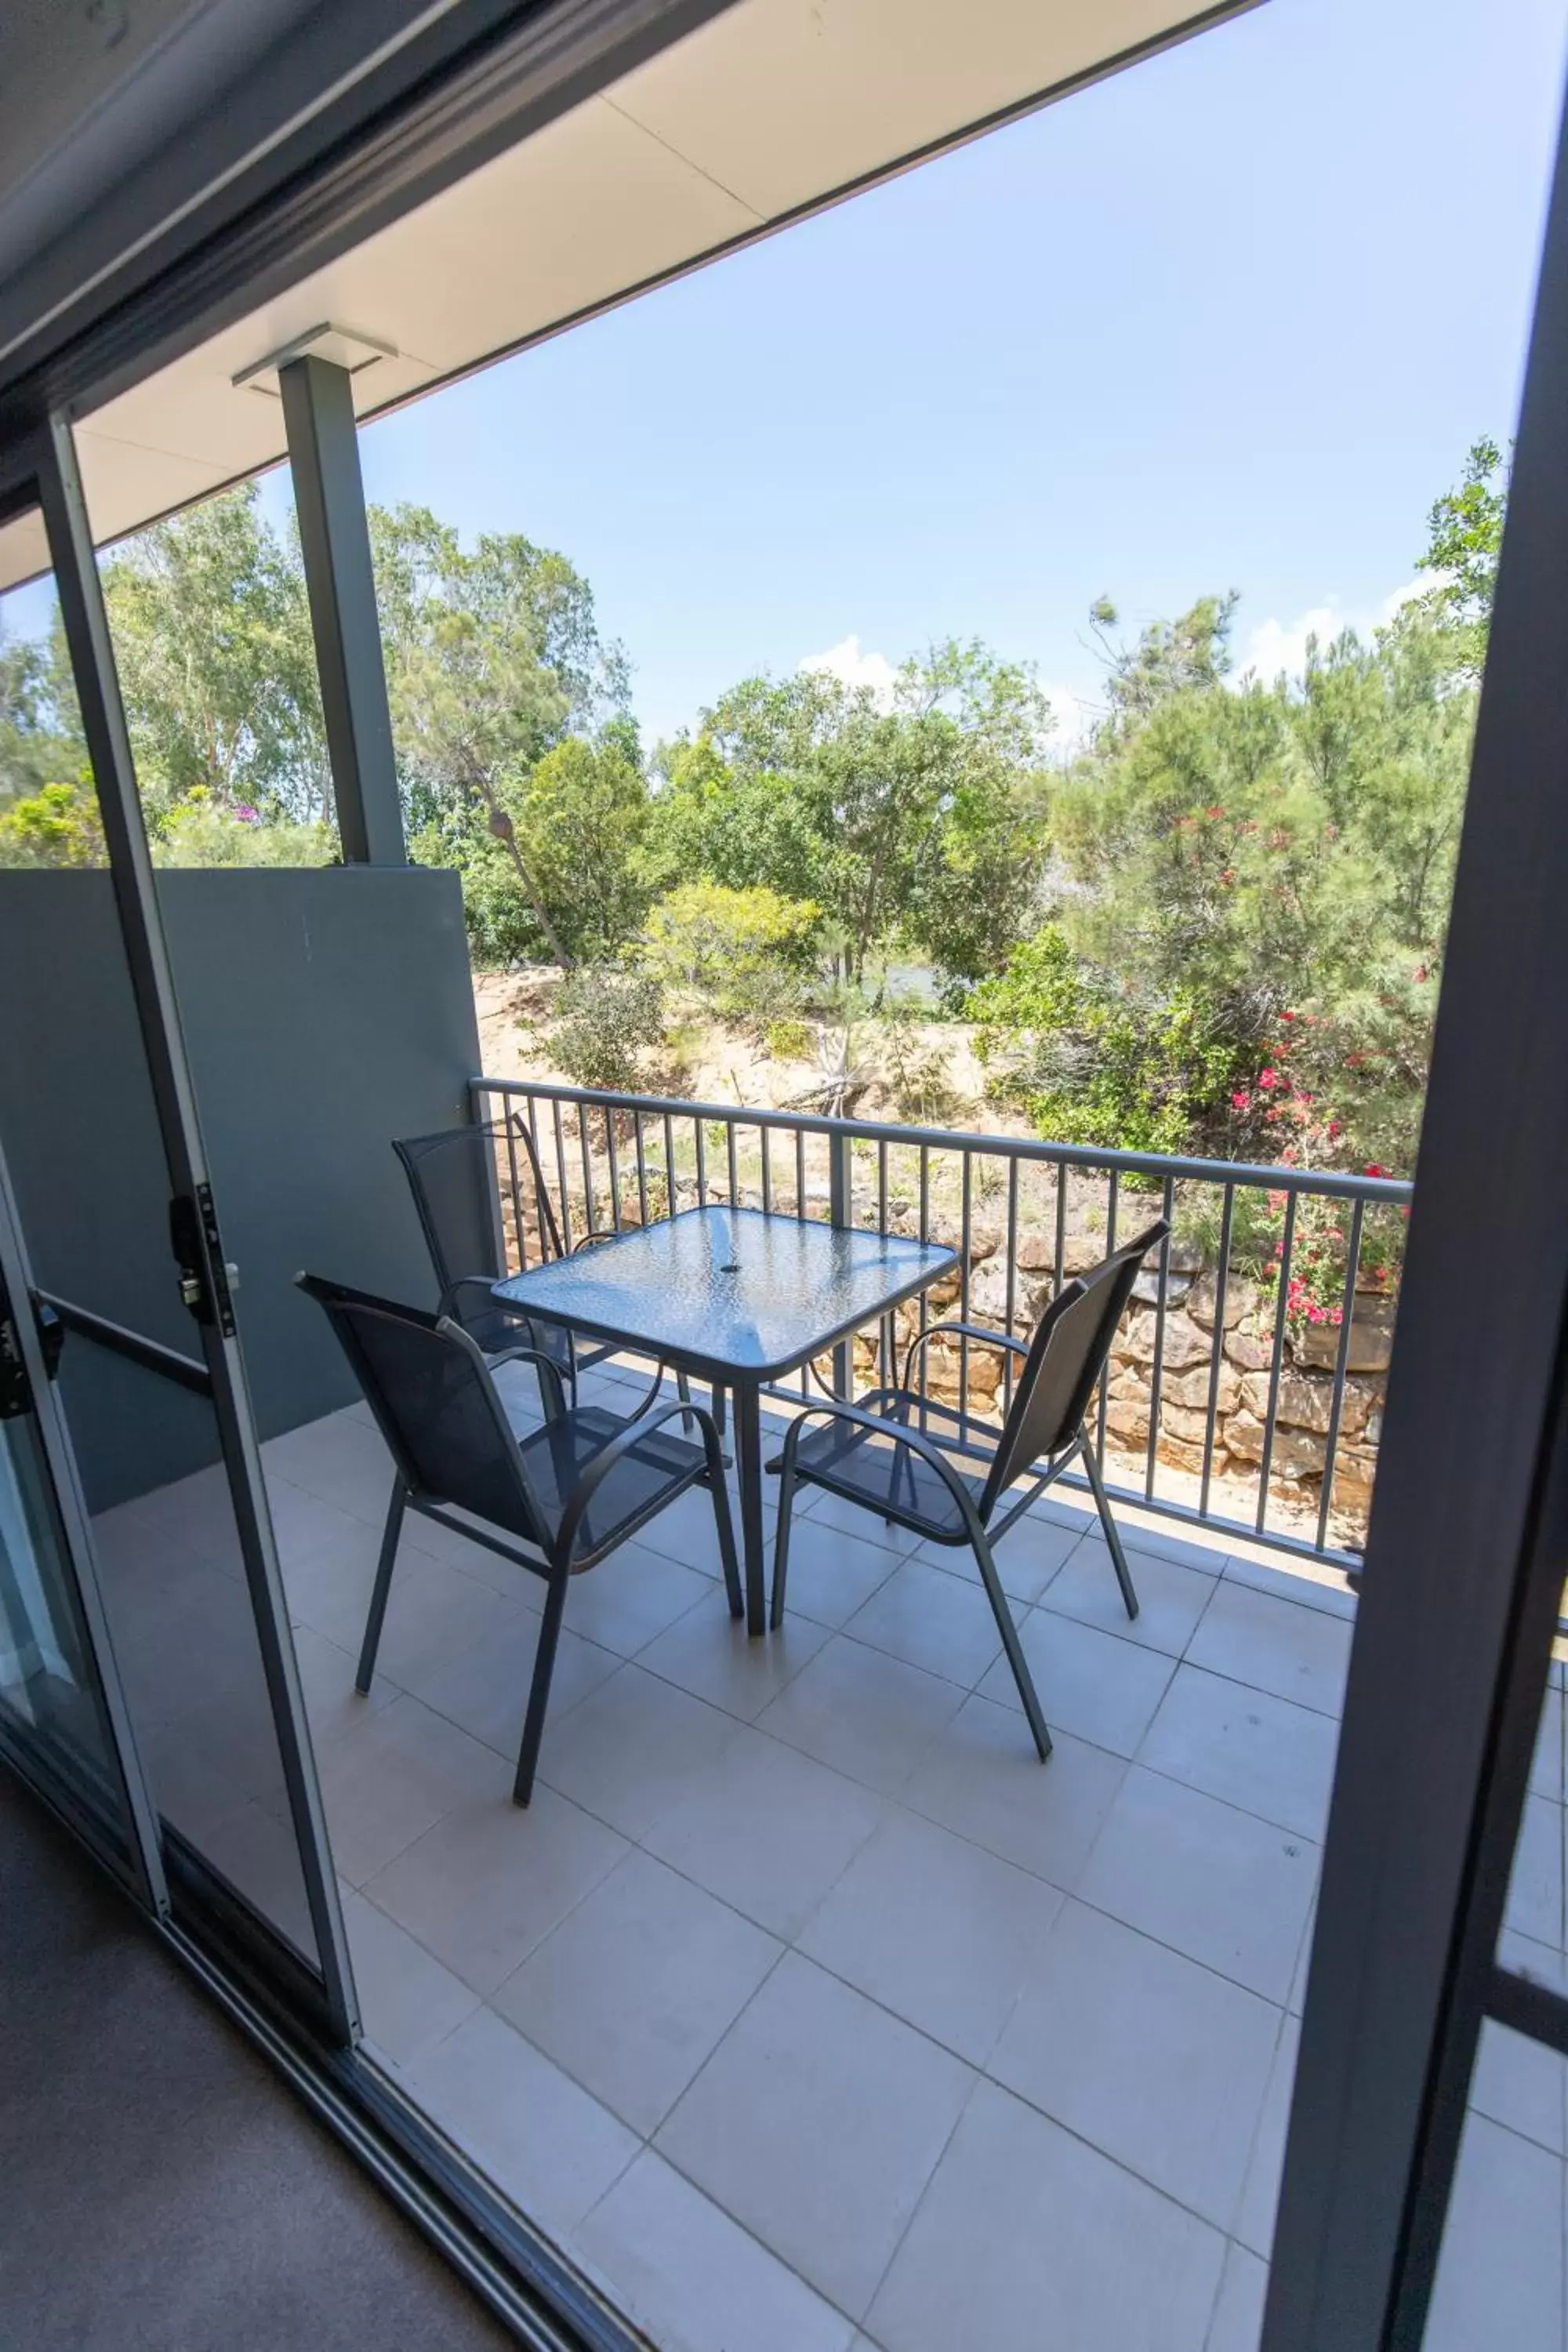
[866,2078,1225,2352]
[656,1952,975,2319]
[773,1516,906,1630]
[494,1849,780,2133]
[316,1694,510,1886]
[1137,1665,1340,1841]
[1219,1552,1358,1621]
[400,1610,620,1762]
[800,1809,1062,2064]
[574,2151,855,2352]
[1206,2244,1267,2352]
[798,1486,922,1553]
[1506,1794,1566,1950]
[1184,1581,1352,1719]
[977,1608,1176,1759]
[1079,1767,1317,2003]
[916,1507,1082,1606]
[644,1724,884,1940]
[339,1886,481,2069]
[637,1605,829,1722]
[1530,1682,1564,1802]
[1424,2111,1566,2352]
[757,1635,967,1797]
[407,2005,638,2242]
[633,1481,777,1583]
[1233,2016,1300,2257]
[310,1548,532,1693]
[362,1780,627,1994]
[1034,1540,1218,1658]
[539,1665,742,1839]
[561,1541,713,1657]
[991,1900,1282,2228]
[903,1693,1127,1889]
[843,1559,1006,1689]
[1469,2018,1567,2154]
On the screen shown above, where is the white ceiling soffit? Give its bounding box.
[2,0,1243,591]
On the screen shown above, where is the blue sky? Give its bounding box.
[7,0,1559,748]
[342,0,1568,751]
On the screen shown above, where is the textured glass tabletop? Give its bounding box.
[492,1206,956,1379]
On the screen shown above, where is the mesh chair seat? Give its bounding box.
[517,1405,710,1562]
[786,1388,992,1541]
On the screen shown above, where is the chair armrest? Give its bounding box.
[770,1395,986,1541]
[902,1319,1026,1393]
[474,1338,570,1420]
[570,1229,619,1252]
[440,1272,532,1318]
[555,1396,726,1563]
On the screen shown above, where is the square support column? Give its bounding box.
[280,354,405,866]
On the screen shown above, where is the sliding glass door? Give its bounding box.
[0,454,356,2040]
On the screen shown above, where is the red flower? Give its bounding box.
[1258,1069,1279,1090]
[1327,1120,1342,1140]
[1231,1090,1251,1110]
[1280,1009,1296,1023]
[1365,1162,1388,1178]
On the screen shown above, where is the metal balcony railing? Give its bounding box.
[471,1075,1413,1576]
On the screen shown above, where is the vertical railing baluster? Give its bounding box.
[916,1146,932,1431]
[958,1149,973,1448]
[1316,1197,1367,1552]
[878,1139,894,1385]
[578,1108,595,1240]
[604,1105,622,1230]
[726,1119,739,1207]
[502,1109,525,1272]
[694,1115,707,1207]
[1003,1156,1019,1417]
[662,1109,677,1222]
[795,1127,807,1221]
[1054,1160,1067,1298]
[760,1124,773,1212]
[1143,1178,1175,1500]
[551,1098,572,1252]
[632,1111,650,1227]
[1097,1169,1120,1462]
[1199,1185,1234,1516]
[1255,1189,1299,1533]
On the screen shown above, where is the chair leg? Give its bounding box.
[770,1454,799,1632]
[711,1381,727,1438]
[514,1569,570,1806]
[972,1528,1052,1762]
[709,1471,744,1621]
[358,1483,406,1692]
[1083,1441,1140,1621]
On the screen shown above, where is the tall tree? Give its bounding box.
[371,504,630,963]
[101,483,328,818]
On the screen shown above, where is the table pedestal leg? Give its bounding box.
[734,1380,766,1635]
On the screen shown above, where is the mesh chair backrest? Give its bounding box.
[980,1218,1171,1515]
[393,1123,510,1301]
[297,1273,546,1546]
[394,1118,564,1305]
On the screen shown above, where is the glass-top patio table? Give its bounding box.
[493,1204,957,1632]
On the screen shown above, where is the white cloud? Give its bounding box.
[1234,578,1425,684]
[798,633,900,706]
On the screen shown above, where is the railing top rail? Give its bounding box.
[471,1073,1414,1204]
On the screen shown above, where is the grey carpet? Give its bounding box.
[0,1772,516,2350]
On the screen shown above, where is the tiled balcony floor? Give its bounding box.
[90,1361,1568,2352]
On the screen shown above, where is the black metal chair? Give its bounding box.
[393,1116,683,1417]
[298,1272,740,1805]
[768,1218,1171,1762]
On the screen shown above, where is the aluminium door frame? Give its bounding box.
[7,414,359,2047]
[0,1121,169,1915]
[1261,67,1568,2352]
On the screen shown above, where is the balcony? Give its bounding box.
[84,1079,1568,2352]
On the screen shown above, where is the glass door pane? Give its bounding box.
[0,478,354,2031]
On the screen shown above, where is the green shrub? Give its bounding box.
[644,880,821,1003]
[551,967,665,1091]
[764,1018,815,1060]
